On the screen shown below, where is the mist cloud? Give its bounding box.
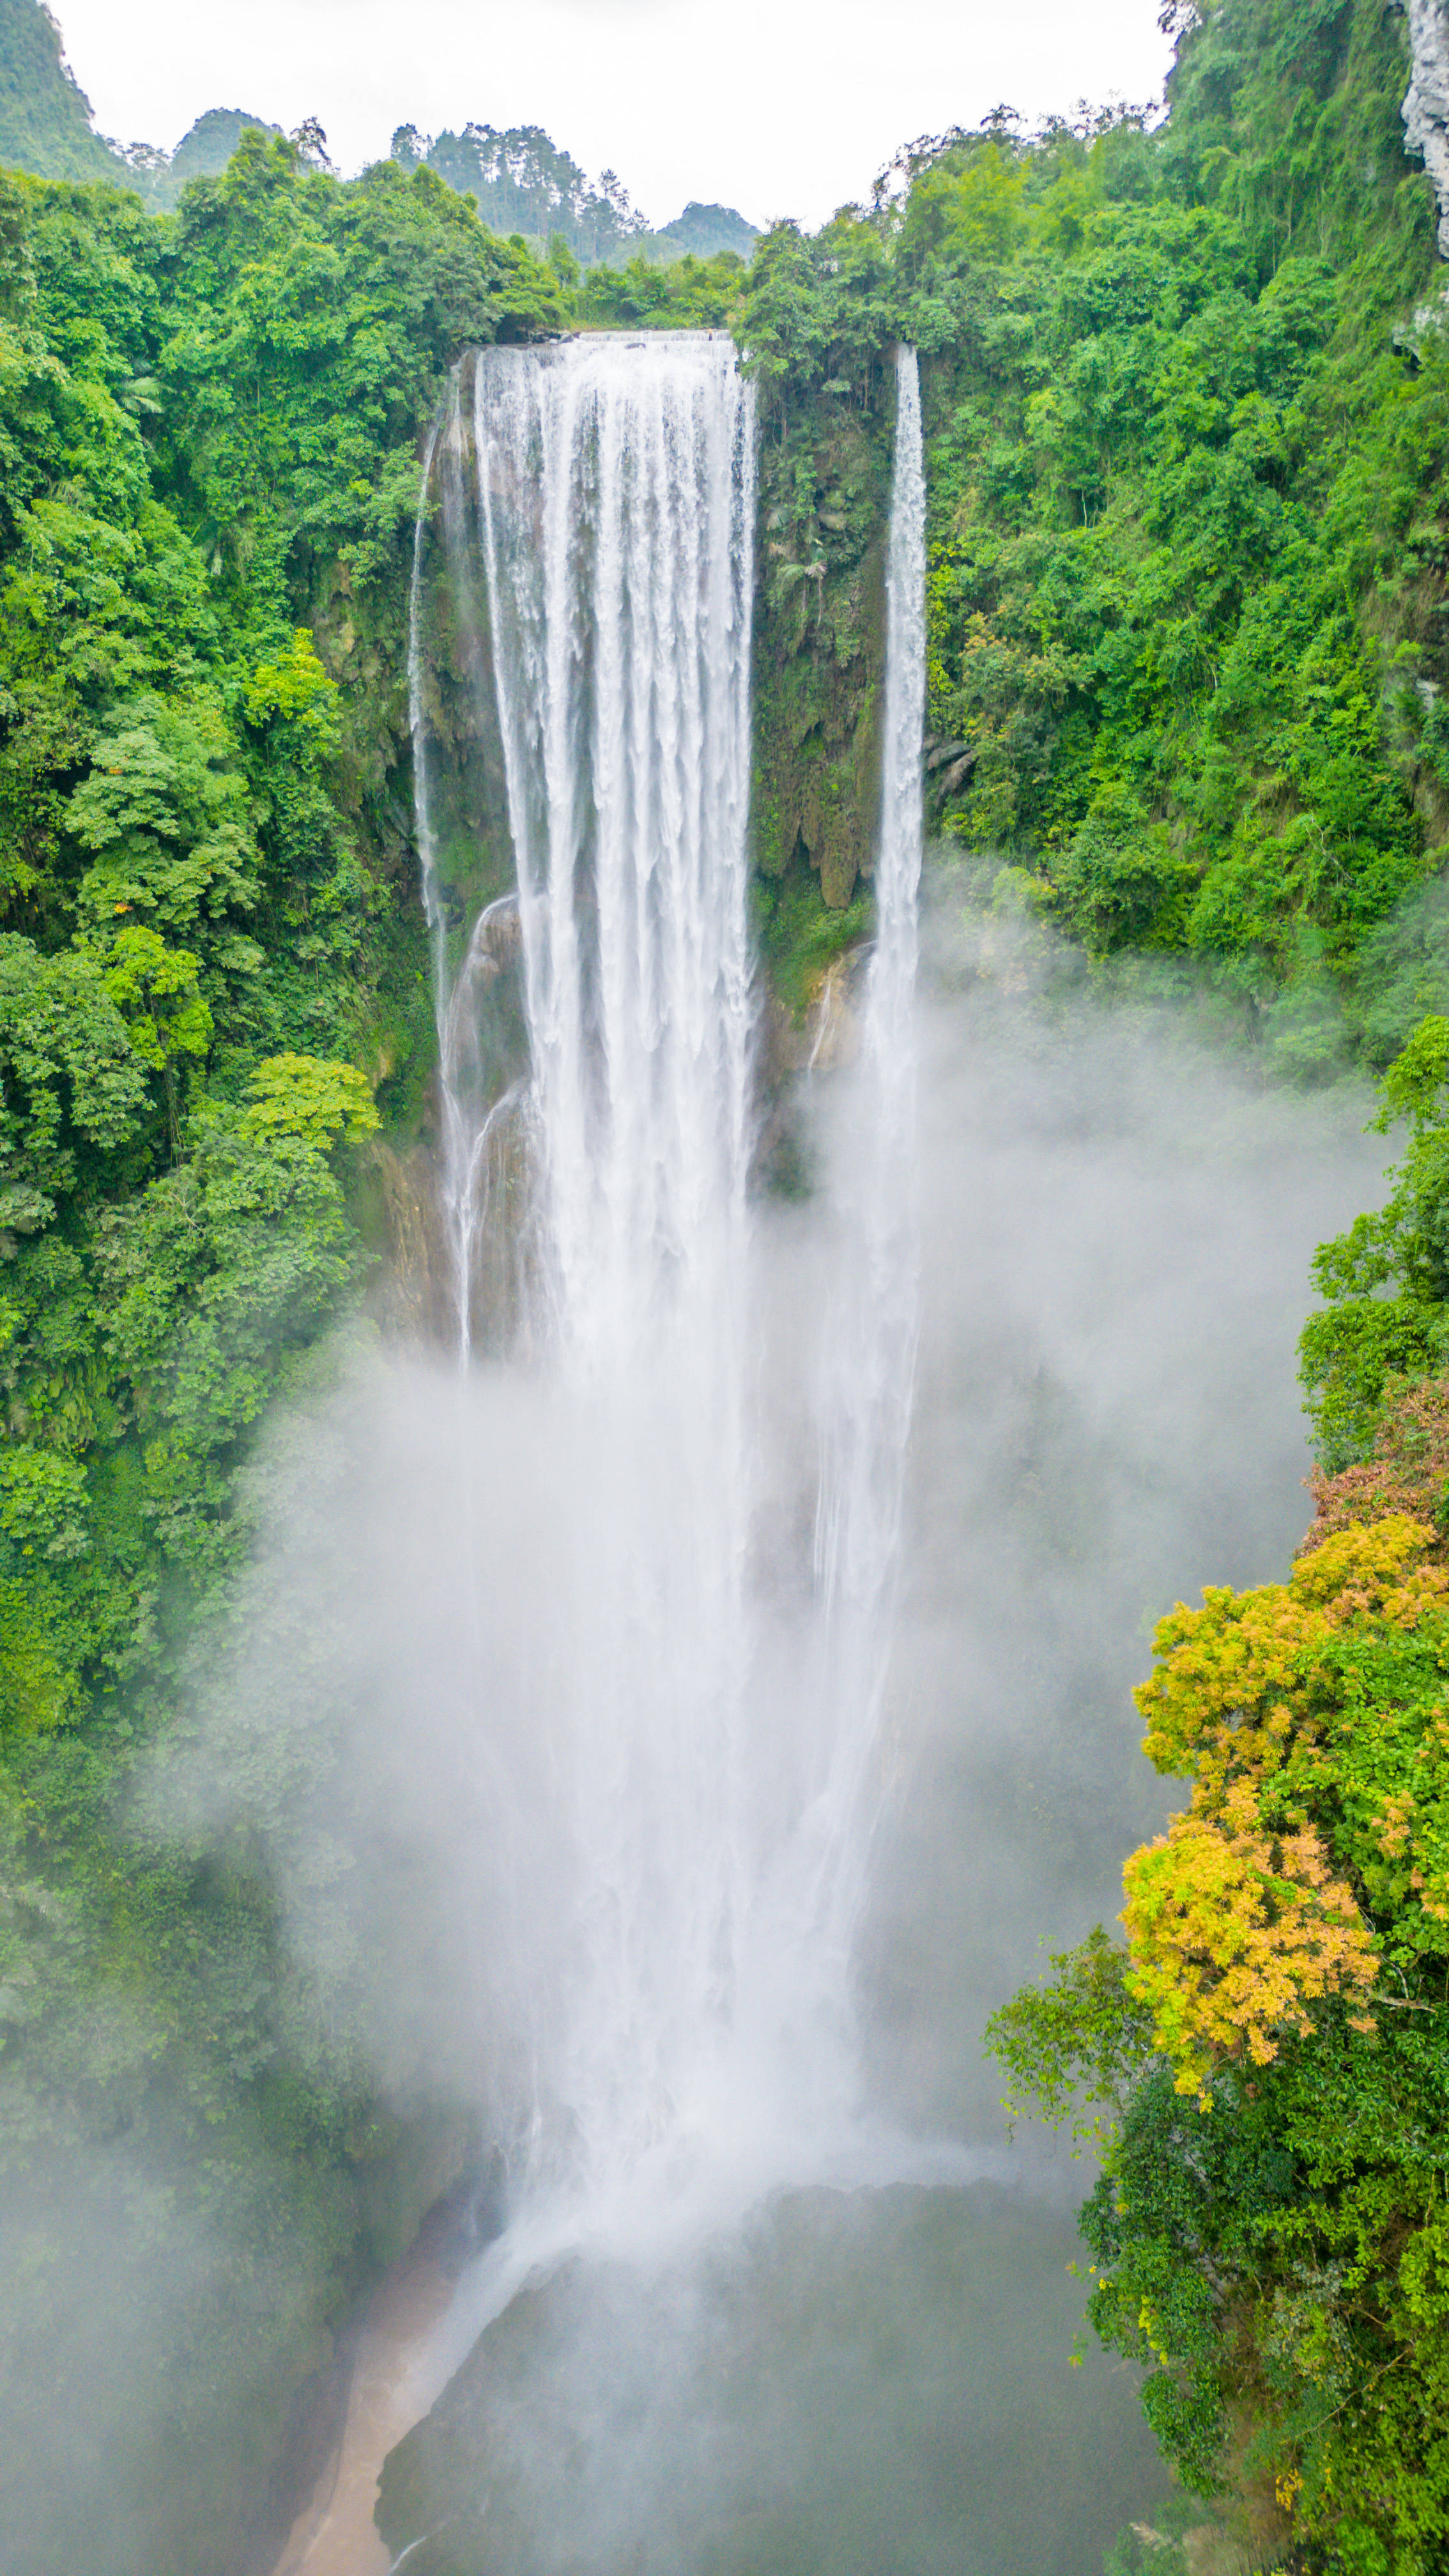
[5,877,1387,2571]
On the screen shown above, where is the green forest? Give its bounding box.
[3,0,1449,2565]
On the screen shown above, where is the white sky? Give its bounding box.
[50,0,1174,233]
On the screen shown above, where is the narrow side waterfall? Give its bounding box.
[810,346,927,1957]
[406,334,927,2253]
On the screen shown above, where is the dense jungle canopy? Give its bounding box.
[3,0,1449,2566]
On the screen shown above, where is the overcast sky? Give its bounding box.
[52,0,1174,231]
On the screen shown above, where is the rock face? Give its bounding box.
[750,388,891,912]
[367,893,536,1358]
[758,944,868,1080]
[1402,0,1449,255]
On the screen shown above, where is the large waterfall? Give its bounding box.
[270,332,1370,2576]
[407,334,927,2262]
[308,335,1247,2567]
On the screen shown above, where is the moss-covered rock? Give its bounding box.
[749,386,891,916]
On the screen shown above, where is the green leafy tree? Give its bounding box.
[67,694,259,944]
[898,0,1441,1058]
[243,1049,379,1149]
[95,1105,361,1561]
[1301,1015,1449,1466]
[0,931,146,1232]
[100,924,211,1146]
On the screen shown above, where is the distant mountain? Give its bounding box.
[392,122,757,269]
[109,109,286,208]
[0,0,279,202]
[167,106,284,188]
[0,0,130,187]
[0,0,756,270]
[654,202,759,261]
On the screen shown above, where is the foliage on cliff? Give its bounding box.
[574,245,747,327]
[0,139,559,2574]
[902,0,1448,1071]
[737,217,898,944]
[1299,1012,1449,1463]
[727,0,1449,1059]
[990,1485,1449,2569]
[1305,1361,1449,1540]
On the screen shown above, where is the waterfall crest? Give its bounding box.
[406,334,926,2247]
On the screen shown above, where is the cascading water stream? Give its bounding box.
[406,333,930,2256]
[475,335,758,2194]
[808,346,927,1958]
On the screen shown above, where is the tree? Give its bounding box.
[0,932,147,1232]
[243,1050,379,1150]
[988,1507,1449,2562]
[289,117,336,174]
[100,924,211,1147]
[1300,1016,1449,1468]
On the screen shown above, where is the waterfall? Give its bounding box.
[410,379,536,1360]
[406,334,927,2245]
[470,335,756,1386]
[808,344,927,1970]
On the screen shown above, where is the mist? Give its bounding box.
[2,874,1384,2575]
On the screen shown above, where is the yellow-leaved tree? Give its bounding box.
[1121,1516,1449,2100]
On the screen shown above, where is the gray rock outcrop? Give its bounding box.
[1402,0,1449,256]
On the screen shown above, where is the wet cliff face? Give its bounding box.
[749,387,893,914]
[1402,0,1449,254]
